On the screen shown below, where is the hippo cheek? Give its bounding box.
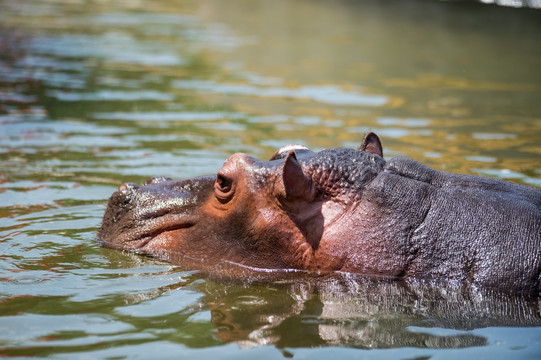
[140,223,197,256]
[142,220,245,268]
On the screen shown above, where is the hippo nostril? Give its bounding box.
[118,183,139,193]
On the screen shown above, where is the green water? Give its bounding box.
[1,0,541,358]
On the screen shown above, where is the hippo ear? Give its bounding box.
[276,151,314,202]
[359,132,383,157]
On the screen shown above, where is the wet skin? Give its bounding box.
[98,133,541,295]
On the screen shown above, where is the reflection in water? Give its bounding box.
[193,276,541,349]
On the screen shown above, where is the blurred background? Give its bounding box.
[1,0,540,358]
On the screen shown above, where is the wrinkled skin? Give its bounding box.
[99,133,541,295]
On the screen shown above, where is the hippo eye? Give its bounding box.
[215,174,234,202]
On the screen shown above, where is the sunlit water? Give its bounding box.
[1,0,541,358]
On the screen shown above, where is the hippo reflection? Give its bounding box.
[99,133,541,295]
[202,277,541,349]
[142,274,541,349]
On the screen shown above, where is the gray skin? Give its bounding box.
[98,133,541,295]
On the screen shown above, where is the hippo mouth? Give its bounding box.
[98,213,196,251]
[128,218,196,250]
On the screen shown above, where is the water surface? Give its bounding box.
[1,0,541,358]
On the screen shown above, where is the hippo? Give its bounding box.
[98,133,541,295]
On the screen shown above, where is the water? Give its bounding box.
[1,0,541,358]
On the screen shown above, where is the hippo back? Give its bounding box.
[385,157,541,207]
[381,157,541,294]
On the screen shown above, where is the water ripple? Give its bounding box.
[173,80,389,107]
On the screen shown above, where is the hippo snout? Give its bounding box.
[114,177,172,197]
[142,176,173,186]
[99,175,216,251]
[118,182,138,192]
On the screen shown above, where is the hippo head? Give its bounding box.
[98,133,385,278]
